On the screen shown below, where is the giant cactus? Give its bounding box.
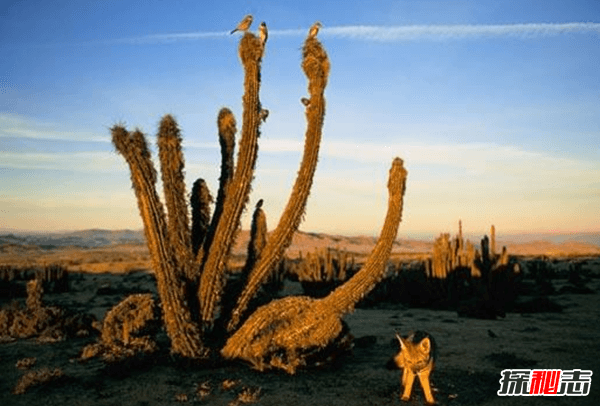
[111,22,407,371]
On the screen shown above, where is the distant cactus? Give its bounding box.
[26,279,43,312]
[111,22,407,372]
[427,222,521,318]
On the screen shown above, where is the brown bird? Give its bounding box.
[230,14,253,34]
[259,21,268,46]
[260,109,269,122]
[301,97,310,106]
[308,21,322,38]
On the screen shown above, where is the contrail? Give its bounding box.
[113,22,599,45]
[322,22,600,41]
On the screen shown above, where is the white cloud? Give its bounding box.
[0,113,107,143]
[0,151,124,172]
[323,22,600,41]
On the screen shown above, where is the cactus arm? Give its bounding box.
[322,158,408,315]
[245,203,268,271]
[227,36,329,331]
[157,115,194,275]
[199,33,263,326]
[190,179,213,259]
[222,158,407,373]
[197,108,237,265]
[111,126,206,358]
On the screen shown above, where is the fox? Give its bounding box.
[391,331,437,404]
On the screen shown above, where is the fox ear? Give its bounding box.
[419,337,431,354]
[396,333,405,349]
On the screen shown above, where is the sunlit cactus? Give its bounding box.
[227,34,330,332]
[110,21,407,371]
[111,125,206,358]
[221,158,408,373]
[198,33,264,327]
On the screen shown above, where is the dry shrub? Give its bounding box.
[16,357,37,370]
[13,367,64,395]
[0,279,68,341]
[81,293,158,362]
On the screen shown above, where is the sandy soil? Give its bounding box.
[1,265,599,406]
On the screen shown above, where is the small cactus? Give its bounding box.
[81,294,158,362]
[26,279,43,312]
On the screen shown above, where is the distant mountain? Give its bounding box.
[498,232,600,247]
[1,228,599,256]
[0,229,144,249]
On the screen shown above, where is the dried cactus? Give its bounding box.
[13,367,64,395]
[81,294,157,362]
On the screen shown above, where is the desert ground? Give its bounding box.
[1,230,599,405]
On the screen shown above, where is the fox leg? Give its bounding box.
[417,370,435,404]
[400,370,415,401]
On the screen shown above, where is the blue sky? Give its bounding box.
[1,0,599,237]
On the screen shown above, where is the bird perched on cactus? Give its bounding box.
[308,21,322,38]
[259,22,268,46]
[231,14,253,34]
[259,109,269,123]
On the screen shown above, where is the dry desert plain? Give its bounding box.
[1,229,599,405]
